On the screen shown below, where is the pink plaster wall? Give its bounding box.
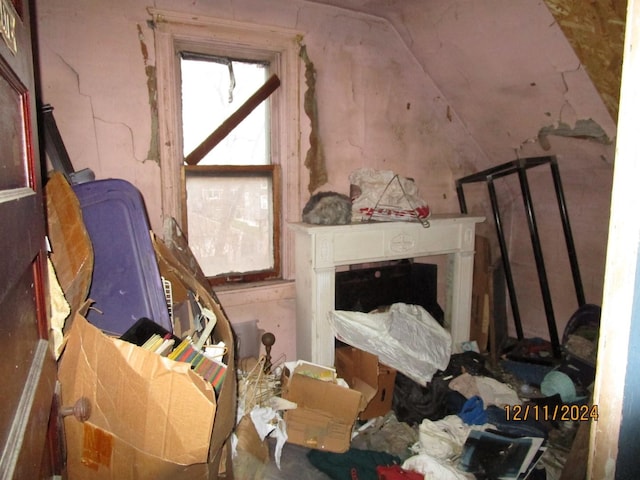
[34,0,615,360]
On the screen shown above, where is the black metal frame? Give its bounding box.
[456,156,585,358]
[40,104,95,184]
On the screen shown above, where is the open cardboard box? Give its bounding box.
[49,174,236,479]
[334,345,397,421]
[57,237,237,480]
[58,309,219,478]
[281,361,367,453]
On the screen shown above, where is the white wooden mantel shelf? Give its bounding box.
[289,214,485,366]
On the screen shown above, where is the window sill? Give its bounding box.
[213,278,295,307]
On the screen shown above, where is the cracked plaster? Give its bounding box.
[36,0,616,362]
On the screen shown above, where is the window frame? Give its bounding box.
[181,164,282,285]
[151,9,301,284]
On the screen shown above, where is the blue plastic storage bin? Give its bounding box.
[73,179,172,335]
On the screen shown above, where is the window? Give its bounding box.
[183,165,281,281]
[181,54,279,282]
[151,11,301,285]
[180,55,269,167]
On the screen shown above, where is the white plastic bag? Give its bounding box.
[329,303,451,385]
[349,168,431,224]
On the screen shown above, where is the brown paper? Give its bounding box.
[334,345,397,421]
[45,172,93,320]
[49,181,238,478]
[281,363,364,453]
[152,234,237,459]
[59,314,216,479]
[235,414,269,464]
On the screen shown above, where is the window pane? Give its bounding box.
[185,172,274,277]
[181,56,269,166]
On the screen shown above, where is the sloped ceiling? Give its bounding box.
[306,0,623,154]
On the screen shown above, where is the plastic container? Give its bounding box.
[73,179,171,335]
[232,319,261,359]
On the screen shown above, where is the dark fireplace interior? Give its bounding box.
[334,259,444,325]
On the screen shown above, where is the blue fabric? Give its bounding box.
[485,405,548,439]
[458,395,487,425]
[500,359,553,387]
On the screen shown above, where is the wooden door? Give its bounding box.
[0,0,58,478]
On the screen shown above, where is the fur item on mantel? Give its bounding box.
[302,191,352,225]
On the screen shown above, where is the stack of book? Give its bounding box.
[120,317,227,396]
[168,337,227,395]
[140,333,176,356]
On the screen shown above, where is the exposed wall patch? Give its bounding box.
[137,23,160,164]
[537,118,611,150]
[299,41,328,194]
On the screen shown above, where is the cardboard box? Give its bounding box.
[334,346,397,421]
[154,234,238,475]
[281,362,365,453]
[45,172,93,357]
[59,312,217,479]
[57,232,238,479]
[47,174,238,479]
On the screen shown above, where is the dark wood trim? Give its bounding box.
[272,163,282,280]
[0,340,56,478]
[184,74,280,166]
[184,164,277,175]
[181,164,282,285]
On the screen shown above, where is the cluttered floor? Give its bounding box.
[231,307,599,480]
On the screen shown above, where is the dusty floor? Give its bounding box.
[232,420,578,480]
[234,439,330,479]
[231,355,584,480]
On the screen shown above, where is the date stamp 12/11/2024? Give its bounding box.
[504,404,599,422]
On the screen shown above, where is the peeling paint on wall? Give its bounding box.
[537,118,611,150]
[137,23,160,164]
[299,41,328,194]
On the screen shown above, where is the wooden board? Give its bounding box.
[470,235,492,352]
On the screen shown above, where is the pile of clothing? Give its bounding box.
[307,351,555,480]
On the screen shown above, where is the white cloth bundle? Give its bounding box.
[329,303,451,385]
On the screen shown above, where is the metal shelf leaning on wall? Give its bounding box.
[455,155,586,358]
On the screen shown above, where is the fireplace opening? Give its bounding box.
[334,259,444,324]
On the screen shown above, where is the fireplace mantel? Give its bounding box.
[289,214,485,366]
